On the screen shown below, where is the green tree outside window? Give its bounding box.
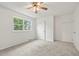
[13,17,31,30]
[14,17,23,30]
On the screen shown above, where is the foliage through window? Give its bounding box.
[13,17,31,30]
[24,20,31,30]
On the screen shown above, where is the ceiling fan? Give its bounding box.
[26,2,48,13]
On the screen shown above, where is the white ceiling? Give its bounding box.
[0,2,79,18]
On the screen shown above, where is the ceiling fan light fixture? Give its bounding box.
[26,2,48,13]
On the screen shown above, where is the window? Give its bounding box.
[24,20,31,30]
[13,17,31,30]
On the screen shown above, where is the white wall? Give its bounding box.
[54,16,62,41]
[0,6,36,50]
[73,5,79,51]
[54,14,73,42]
[36,16,54,42]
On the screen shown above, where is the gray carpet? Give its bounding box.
[0,40,79,56]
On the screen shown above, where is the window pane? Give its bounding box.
[24,20,31,30]
[14,17,23,30]
[14,17,23,24]
[14,24,23,30]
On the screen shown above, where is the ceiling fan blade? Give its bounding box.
[27,7,33,9]
[41,7,48,10]
[24,4,33,9]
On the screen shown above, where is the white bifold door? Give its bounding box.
[36,16,54,42]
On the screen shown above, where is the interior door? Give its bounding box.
[62,22,73,42]
[54,16,73,42]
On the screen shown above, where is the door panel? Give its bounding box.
[62,22,72,42]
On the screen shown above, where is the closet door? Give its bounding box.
[37,16,54,42]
